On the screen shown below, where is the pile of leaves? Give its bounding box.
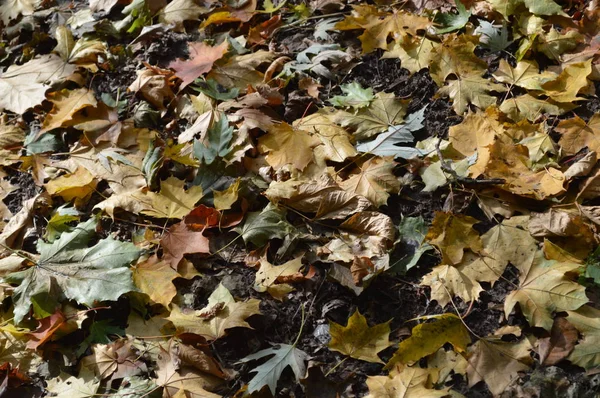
[1,0,600,396]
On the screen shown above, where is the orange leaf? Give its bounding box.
[169,41,229,88]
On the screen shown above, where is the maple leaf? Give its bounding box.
[328,309,391,363]
[505,251,588,330]
[160,221,210,268]
[499,93,570,122]
[339,157,400,207]
[254,256,305,300]
[167,283,261,341]
[332,92,409,141]
[236,203,295,247]
[293,112,357,163]
[335,5,431,54]
[4,218,140,324]
[45,167,98,207]
[258,122,320,170]
[486,0,566,17]
[40,88,98,134]
[128,67,175,110]
[26,311,73,349]
[158,0,209,25]
[0,0,40,25]
[132,255,179,307]
[492,59,556,90]
[438,74,506,115]
[140,176,203,219]
[421,263,485,307]
[193,114,234,165]
[45,371,100,398]
[169,41,229,89]
[556,114,600,156]
[429,34,487,85]
[265,174,371,220]
[536,28,583,61]
[207,50,275,91]
[0,54,76,114]
[329,82,374,109]
[426,212,482,266]
[155,343,222,398]
[53,26,106,71]
[566,305,600,370]
[434,0,471,34]
[387,314,471,368]
[365,367,449,398]
[540,60,593,103]
[383,36,438,75]
[466,335,534,396]
[356,107,426,159]
[239,344,309,395]
[82,339,147,381]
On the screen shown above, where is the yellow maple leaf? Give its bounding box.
[167,284,261,341]
[556,114,600,156]
[335,5,431,54]
[339,157,400,207]
[540,60,593,103]
[258,122,320,171]
[254,256,304,300]
[505,251,588,330]
[139,177,203,219]
[466,336,534,396]
[132,255,179,308]
[328,309,391,364]
[293,113,357,163]
[425,212,483,265]
[387,314,471,368]
[45,167,97,207]
[41,88,98,134]
[365,366,449,398]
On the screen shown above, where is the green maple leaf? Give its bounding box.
[4,218,141,324]
[434,0,471,34]
[236,203,295,246]
[330,82,375,109]
[193,114,234,165]
[239,344,309,395]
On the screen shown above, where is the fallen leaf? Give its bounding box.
[540,60,593,103]
[566,305,600,370]
[425,212,482,265]
[386,314,471,368]
[3,218,140,324]
[538,316,578,366]
[0,54,76,114]
[254,256,305,300]
[140,177,203,219]
[504,251,588,330]
[258,122,320,170]
[45,167,97,207]
[160,221,210,268]
[170,41,229,89]
[0,0,40,25]
[239,343,309,395]
[556,114,600,156]
[338,156,400,207]
[167,283,261,341]
[328,309,391,363]
[466,336,534,396]
[40,88,98,134]
[365,366,449,398]
[132,255,179,307]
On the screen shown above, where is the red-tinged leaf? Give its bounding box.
[169,41,229,88]
[247,15,282,45]
[0,363,30,389]
[26,311,68,350]
[184,203,247,231]
[160,221,211,269]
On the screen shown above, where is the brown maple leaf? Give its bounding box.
[169,41,229,89]
[160,221,211,268]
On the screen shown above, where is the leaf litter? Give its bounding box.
[1,0,600,396]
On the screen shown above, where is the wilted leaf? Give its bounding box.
[339,157,400,207]
[236,203,295,246]
[258,122,320,170]
[132,255,179,307]
[254,256,304,300]
[365,366,448,398]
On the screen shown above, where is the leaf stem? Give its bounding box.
[324,356,348,377]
